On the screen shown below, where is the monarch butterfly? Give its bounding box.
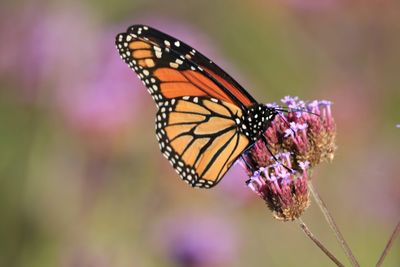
[115,25,278,188]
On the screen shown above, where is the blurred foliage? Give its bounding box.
[0,0,399,266]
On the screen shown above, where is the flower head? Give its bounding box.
[245,155,310,221]
[241,96,337,221]
[266,96,336,168]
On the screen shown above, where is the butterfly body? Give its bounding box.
[116,25,277,188]
[238,104,277,142]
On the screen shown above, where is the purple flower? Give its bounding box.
[245,155,310,221]
[240,96,337,220]
[216,163,255,205]
[298,160,310,170]
[153,214,237,267]
[281,95,299,109]
[0,4,100,101]
[57,27,144,147]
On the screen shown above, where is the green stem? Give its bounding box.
[375,220,400,267]
[308,182,360,267]
[297,218,345,267]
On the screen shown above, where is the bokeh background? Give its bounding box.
[1,1,399,266]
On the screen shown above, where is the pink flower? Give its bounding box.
[57,28,143,147]
[241,96,337,221]
[0,4,100,101]
[153,214,237,267]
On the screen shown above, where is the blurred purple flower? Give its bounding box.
[57,27,144,146]
[0,4,99,100]
[396,124,400,128]
[154,214,237,267]
[216,163,254,205]
[241,96,337,220]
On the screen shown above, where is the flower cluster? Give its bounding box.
[241,96,336,221]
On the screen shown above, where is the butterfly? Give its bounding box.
[115,25,278,188]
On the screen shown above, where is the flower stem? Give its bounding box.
[297,218,345,267]
[308,182,360,267]
[375,220,400,267]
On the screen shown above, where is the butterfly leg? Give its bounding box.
[277,112,296,137]
[261,135,293,173]
[240,154,255,173]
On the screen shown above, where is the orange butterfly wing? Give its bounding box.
[115,25,257,109]
[115,25,259,188]
[156,96,249,188]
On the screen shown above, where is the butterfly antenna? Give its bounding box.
[274,106,320,117]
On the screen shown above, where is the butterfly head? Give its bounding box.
[238,105,278,141]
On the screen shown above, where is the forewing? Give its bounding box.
[115,25,257,109]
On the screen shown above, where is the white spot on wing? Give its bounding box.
[169,62,179,68]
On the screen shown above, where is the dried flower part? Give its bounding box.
[241,96,337,220]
